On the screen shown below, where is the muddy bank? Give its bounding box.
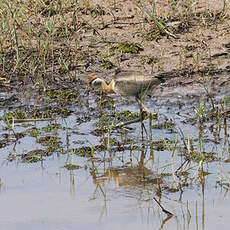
[0,0,230,100]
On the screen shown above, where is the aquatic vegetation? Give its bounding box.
[47,90,79,103]
[29,128,39,138]
[42,124,60,133]
[39,107,71,118]
[96,96,115,107]
[72,146,92,157]
[96,110,139,127]
[64,163,82,170]
[0,0,230,229]
[3,109,25,122]
[37,135,62,153]
[189,150,221,163]
[21,149,49,163]
[151,139,171,151]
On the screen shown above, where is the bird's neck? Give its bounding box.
[101,79,115,93]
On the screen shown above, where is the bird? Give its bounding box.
[88,71,165,129]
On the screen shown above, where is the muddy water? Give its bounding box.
[0,79,230,230]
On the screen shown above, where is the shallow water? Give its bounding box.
[0,82,230,230]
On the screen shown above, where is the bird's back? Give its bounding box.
[114,72,163,98]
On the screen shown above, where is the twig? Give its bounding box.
[153,197,173,216]
[110,117,141,129]
[175,159,190,175]
[14,118,53,123]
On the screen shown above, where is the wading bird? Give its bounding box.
[88,71,165,127]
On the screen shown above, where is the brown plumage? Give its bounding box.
[88,71,165,116]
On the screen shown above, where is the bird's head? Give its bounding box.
[88,74,115,94]
[88,74,104,90]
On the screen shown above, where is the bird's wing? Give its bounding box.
[115,73,161,97]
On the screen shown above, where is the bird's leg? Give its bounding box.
[141,117,148,137]
[136,98,149,136]
[136,98,150,120]
[108,98,150,131]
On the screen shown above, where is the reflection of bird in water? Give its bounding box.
[93,165,163,188]
[88,71,165,119]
